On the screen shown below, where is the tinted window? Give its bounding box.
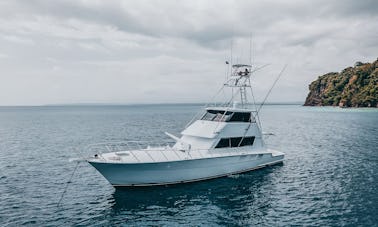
[201,110,233,122]
[230,137,241,147]
[229,112,251,122]
[215,138,230,148]
[215,136,255,148]
[201,112,217,121]
[240,136,255,146]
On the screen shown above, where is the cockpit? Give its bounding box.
[201,109,255,123]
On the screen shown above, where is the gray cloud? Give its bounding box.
[0,0,377,105]
[4,0,378,47]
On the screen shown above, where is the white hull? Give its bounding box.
[86,62,286,187]
[88,152,284,187]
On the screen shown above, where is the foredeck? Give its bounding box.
[87,146,283,164]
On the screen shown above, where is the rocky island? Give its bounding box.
[304,59,378,107]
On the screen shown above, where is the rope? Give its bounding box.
[57,161,80,207]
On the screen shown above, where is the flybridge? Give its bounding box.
[222,62,255,108]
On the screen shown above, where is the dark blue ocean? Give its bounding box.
[0,104,377,226]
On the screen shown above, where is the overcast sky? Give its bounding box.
[0,0,377,105]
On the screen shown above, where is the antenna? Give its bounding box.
[230,39,233,68]
[249,34,252,66]
[224,45,229,81]
[230,39,234,102]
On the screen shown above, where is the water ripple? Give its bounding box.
[0,105,377,226]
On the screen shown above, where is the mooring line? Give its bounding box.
[57,161,80,207]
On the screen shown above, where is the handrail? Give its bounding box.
[129,150,140,162]
[85,140,173,154]
[84,140,271,164]
[144,149,155,162]
[159,149,169,161]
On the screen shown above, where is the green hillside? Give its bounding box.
[304,59,378,107]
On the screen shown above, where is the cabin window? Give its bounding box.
[229,112,251,122]
[201,110,253,122]
[201,110,232,122]
[201,111,217,121]
[215,136,255,148]
[215,138,230,148]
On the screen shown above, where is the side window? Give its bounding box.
[213,113,225,122]
[229,112,251,122]
[215,138,230,148]
[215,136,255,148]
[240,136,255,146]
[230,137,242,147]
[201,110,233,122]
[201,112,216,121]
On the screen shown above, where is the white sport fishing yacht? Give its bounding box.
[87,63,284,187]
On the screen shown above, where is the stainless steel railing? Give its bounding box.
[84,140,269,163]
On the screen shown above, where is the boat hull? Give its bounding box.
[88,153,284,187]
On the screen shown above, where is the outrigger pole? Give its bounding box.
[256,64,288,114]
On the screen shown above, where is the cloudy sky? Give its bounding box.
[0,0,377,106]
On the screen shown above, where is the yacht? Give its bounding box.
[86,63,284,187]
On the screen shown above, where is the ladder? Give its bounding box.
[240,86,247,108]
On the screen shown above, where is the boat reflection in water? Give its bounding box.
[109,164,283,224]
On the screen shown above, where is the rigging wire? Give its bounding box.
[256,64,288,114]
[212,86,242,133]
[238,64,287,147]
[248,78,265,146]
[185,40,235,129]
[238,76,260,147]
[184,85,225,129]
[249,35,252,66]
[250,63,270,74]
[230,39,233,68]
[57,161,80,208]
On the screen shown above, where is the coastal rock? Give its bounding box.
[304,58,378,107]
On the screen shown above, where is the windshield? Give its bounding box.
[201,110,233,122]
[201,110,253,122]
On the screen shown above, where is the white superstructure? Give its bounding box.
[87,63,284,187]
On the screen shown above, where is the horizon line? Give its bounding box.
[0,101,305,107]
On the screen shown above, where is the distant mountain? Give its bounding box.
[304,58,378,107]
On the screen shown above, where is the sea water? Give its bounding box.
[0,104,377,226]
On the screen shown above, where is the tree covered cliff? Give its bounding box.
[304,59,378,107]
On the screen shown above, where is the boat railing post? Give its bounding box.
[173,149,181,160]
[144,149,155,162]
[129,141,133,150]
[160,149,169,161]
[134,141,140,150]
[125,142,131,151]
[198,149,204,158]
[186,149,192,159]
[105,144,111,153]
[129,150,140,162]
